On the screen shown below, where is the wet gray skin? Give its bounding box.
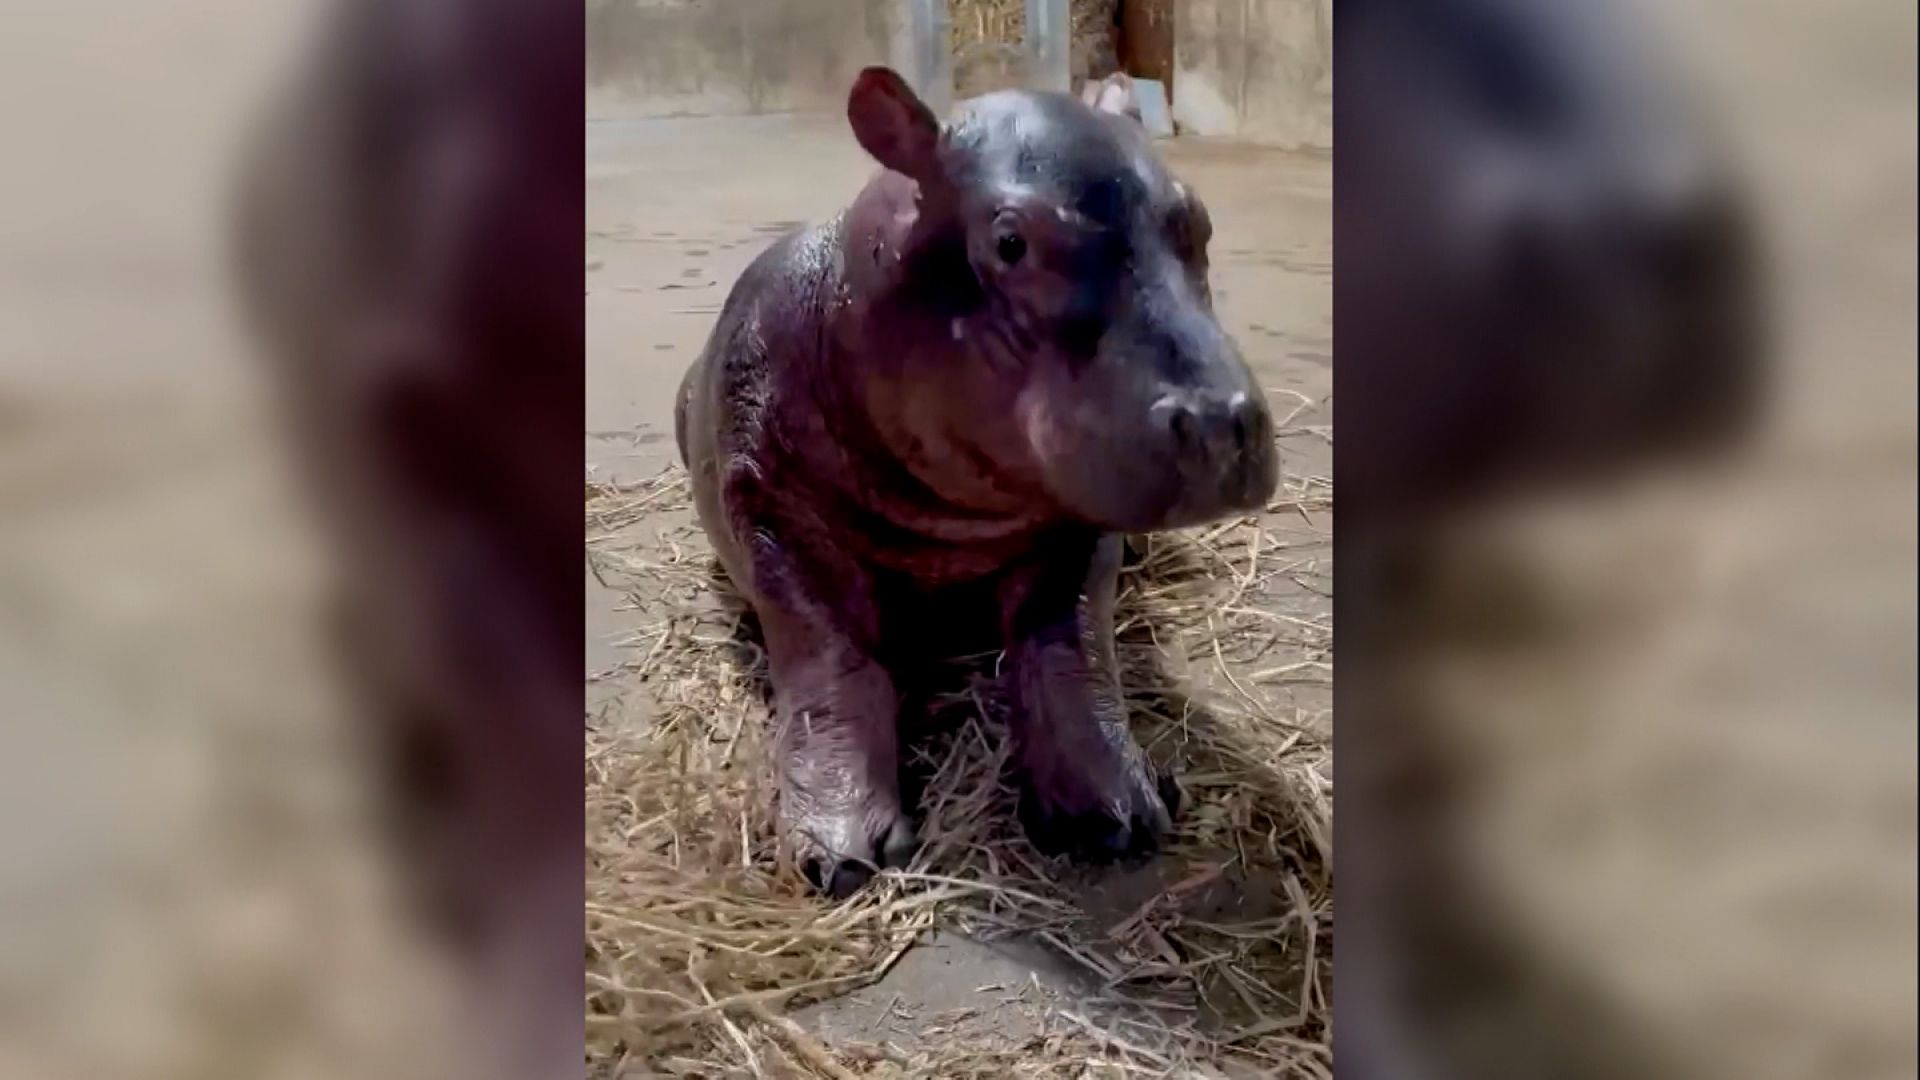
[676,68,1276,896]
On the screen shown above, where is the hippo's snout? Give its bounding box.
[1153,385,1279,512]
[1027,306,1282,533]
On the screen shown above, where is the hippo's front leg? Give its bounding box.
[1000,532,1178,860]
[742,538,918,898]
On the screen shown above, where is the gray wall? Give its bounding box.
[586,0,897,117]
[587,0,1333,152]
[1174,0,1331,148]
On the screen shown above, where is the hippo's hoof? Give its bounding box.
[789,809,919,900]
[1018,760,1180,863]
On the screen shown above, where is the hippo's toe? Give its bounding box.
[1018,759,1179,864]
[791,807,918,900]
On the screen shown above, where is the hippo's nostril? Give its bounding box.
[1228,392,1265,454]
[1166,404,1195,449]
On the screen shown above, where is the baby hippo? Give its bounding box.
[676,68,1277,896]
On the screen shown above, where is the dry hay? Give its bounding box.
[586,466,1332,1078]
[948,0,1122,94]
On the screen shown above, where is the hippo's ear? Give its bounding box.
[848,67,942,181]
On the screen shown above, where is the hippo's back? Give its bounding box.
[674,222,841,589]
[675,219,843,461]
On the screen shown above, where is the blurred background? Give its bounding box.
[1337,1,1914,1078]
[0,0,431,1076]
[0,1,579,1079]
[0,1,1907,1079]
[0,1,436,1077]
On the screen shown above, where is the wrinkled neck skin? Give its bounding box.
[783,168,1064,572]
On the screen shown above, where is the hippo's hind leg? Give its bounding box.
[998,531,1178,860]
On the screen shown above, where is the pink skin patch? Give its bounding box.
[1016,390,1064,473]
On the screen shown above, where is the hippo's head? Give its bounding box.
[848,68,1278,533]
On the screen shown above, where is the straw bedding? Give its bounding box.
[586,465,1331,1078]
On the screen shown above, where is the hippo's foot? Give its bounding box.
[783,796,918,900]
[1016,730,1180,862]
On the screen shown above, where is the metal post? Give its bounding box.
[895,0,953,117]
[1025,0,1070,93]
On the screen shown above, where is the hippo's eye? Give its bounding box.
[996,230,1027,266]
